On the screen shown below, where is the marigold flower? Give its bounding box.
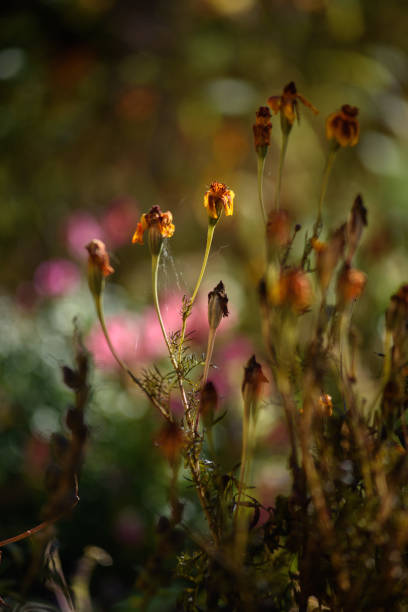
[86,239,114,277]
[326,104,360,147]
[132,205,175,245]
[268,81,318,127]
[346,194,367,264]
[253,106,272,157]
[203,182,235,221]
[336,263,366,304]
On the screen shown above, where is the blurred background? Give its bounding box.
[1,0,408,607]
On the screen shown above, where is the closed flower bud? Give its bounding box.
[269,268,313,313]
[208,281,229,331]
[253,106,272,158]
[156,422,185,467]
[336,263,366,305]
[86,239,114,298]
[200,381,218,431]
[346,194,367,264]
[242,355,268,404]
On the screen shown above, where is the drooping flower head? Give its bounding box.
[208,281,229,331]
[203,182,235,223]
[242,355,269,405]
[253,106,272,157]
[86,239,114,298]
[326,104,360,148]
[268,81,318,132]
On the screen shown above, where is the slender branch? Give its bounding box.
[274,130,289,211]
[257,155,267,225]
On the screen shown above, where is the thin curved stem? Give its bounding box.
[152,253,190,417]
[94,293,170,420]
[178,223,216,364]
[257,155,267,225]
[274,131,289,211]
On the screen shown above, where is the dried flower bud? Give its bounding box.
[208,281,229,331]
[336,263,366,305]
[86,239,114,298]
[242,355,268,404]
[313,223,346,292]
[267,209,291,248]
[346,194,367,264]
[200,381,218,431]
[155,422,185,467]
[326,104,360,148]
[253,106,272,158]
[385,284,408,336]
[269,268,313,313]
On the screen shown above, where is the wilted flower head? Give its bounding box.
[242,355,268,403]
[346,194,367,264]
[203,182,235,222]
[268,81,318,130]
[132,205,175,256]
[336,263,367,305]
[155,422,185,467]
[86,239,114,277]
[253,106,272,157]
[326,104,360,148]
[269,268,313,313]
[208,281,229,331]
[86,239,114,298]
[200,381,218,430]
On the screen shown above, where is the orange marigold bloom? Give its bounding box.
[131,205,175,245]
[326,104,360,147]
[268,81,318,126]
[203,182,235,220]
[86,239,114,277]
[253,106,272,155]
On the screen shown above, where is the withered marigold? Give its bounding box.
[242,355,269,401]
[132,205,175,245]
[269,268,313,313]
[268,81,318,126]
[253,106,272,156]
[336,263,366,304]
[326,104,360,147]
[203,182,235,220]
[86,239,114,277]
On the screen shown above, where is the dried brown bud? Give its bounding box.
[385,284,408,336]
[336,264,367,305]
[242,355,268,403]
[155,422,185,467]
[346,194,367,264]
[208,281,229,330]
[86,239,114,298]
[253,106,272,157]
[200,381,218,430]
[326,104,360,148]
[313,223,346,292]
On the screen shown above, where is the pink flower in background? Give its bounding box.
[87,313,141,369]
[101,197,138,247]
[34,259,80,297]
[65,211,105,259]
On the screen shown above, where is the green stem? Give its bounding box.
[274,130,289,211]
[194,327,217,434]
[257,155,267,225]
[152,253,190,417]
[94,293,170,420]
[178,223,216,364]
